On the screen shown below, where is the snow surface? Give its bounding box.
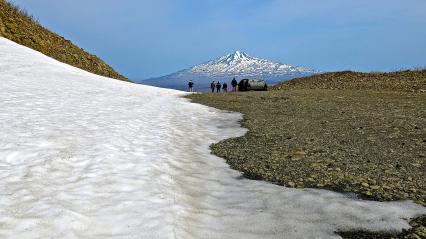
[0,37,425,239]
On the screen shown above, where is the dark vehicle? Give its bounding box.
[238,79,268,91]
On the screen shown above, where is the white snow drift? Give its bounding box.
[0,37,424,239]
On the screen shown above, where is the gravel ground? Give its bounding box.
[187,89,426,239]
[271,70,426,93]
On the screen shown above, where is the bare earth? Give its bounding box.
[188,89,426,238]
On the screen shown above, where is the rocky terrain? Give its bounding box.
[188,72,426,238]
[272,70,426,93]
[0,0,127,81]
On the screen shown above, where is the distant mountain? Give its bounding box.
[139,51,318,91]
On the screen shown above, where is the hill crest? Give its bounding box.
[271,70,426,92]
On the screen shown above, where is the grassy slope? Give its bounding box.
[0,0,128,81]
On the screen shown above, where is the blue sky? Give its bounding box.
[9,0,426,79]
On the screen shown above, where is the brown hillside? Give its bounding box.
[0,0,128,81]
[271,70,426,92]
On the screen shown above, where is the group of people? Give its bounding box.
[210,78,238,93]
[187,78,239,93]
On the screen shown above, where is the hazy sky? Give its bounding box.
[9,0,426,79]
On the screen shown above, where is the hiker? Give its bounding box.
[231,78,238,92]
[188,80,194,92]
[216,81,222,93]
[210,81,215,93]
[222,82,228,93]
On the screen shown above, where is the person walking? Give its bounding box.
[231,78,238,92]
[188,80,194,92]
[216,81,222,93]
[222,82,228,93]
[210,81,215,93]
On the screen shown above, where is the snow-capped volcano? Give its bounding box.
[140,51,319,91]
[190,51,313,76]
